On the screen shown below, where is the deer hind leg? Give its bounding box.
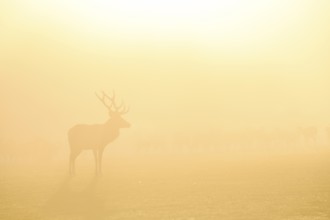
[98,148,104,175]
[69,150,80,176]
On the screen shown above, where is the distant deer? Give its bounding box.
[326,127,330,145]
[298,126,317,146]
[68,91,130,176]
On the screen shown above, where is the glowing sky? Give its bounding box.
[1,0,330,142]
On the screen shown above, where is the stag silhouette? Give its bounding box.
[68,91,130,176]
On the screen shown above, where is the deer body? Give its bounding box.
[68,91,130,176]
[68,121,119,151]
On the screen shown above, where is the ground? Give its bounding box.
[1,149,330,220]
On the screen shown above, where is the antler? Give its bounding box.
[96,90,129,114]
[95,91,112,110]
[118,102,130,114]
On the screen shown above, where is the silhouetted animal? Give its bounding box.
[298,126,317,145]
[326,127,330,145]
[68,91,130,176]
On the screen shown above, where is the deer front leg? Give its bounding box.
[98,148,104,176]
[69,154,73,176]
[93,149,98,176]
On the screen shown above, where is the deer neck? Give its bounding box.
[104,119,120,136]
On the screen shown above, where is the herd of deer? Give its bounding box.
[67,91,330,176]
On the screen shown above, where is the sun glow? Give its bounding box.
[11,0,304,46]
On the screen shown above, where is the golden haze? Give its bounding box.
[1,0,330,219]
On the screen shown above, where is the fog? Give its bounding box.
[1,0,330,219]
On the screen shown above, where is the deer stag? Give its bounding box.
[297,126,317,146]
[68,91,130,176]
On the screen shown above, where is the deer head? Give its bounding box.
[96,90,131,128]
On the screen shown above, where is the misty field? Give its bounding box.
[1,148,330,220]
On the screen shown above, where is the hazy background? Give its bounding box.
[1,0,330,219]
[1,0,330,144]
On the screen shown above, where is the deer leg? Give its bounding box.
[69,151,79,176]
[69,154,72,176]
[93,149,98,176]
[69,152,75,176]
[98,148,104,175]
